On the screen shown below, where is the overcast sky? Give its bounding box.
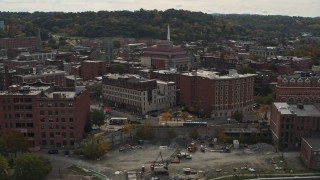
[1,0,319,17]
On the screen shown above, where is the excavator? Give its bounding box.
[151,152,169,176]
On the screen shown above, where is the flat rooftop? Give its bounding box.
[274,102,320,117]
[181,70,256,79]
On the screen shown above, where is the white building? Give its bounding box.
[102,74,176,114]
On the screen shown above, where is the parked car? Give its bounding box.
[48,149,59,154]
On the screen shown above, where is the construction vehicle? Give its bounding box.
[187,141,198,152]
[151,152,169,176]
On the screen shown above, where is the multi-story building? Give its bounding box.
[102,74,176,114]
[0,82,90,150]
[301,138,320,169]
[141,40,191,71]
[80,60,106,81]
[13,69,66,87]
[180,69,256,117]
[0,37,40,50]
[249,46,277,58]
[271,103,320,149]
[275,73,320,103]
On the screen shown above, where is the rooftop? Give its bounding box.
[181,70,256,79]
[274,102,320,117]
[104,74,154,83]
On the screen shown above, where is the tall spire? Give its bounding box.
[167,24,170,41]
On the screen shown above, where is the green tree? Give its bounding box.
[14,153,51,180]
[1,129,28,157]
[232,111,244,122]
[239,66,256,74]
[217,128,228,143]
[0,155,10,180]
[90,109,105,127]
[81,135,109,159]
[136,123,154,140]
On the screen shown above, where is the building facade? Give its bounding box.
[271,103,320,150]
[301,138,320,169]
[0,37,40,50]
[0,82,90,150]
[13,70,66,87]
[80,60,106,81]
[102,74,176,114]
[275,74,320,103]
[249,46,277,58]
[180,69,256,117]
[141,40,191,71]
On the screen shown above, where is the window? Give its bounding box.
[62,132,66,138]
[69,118,74,122]
[60,103,65,107]
[49,118,53,122]
[40,110,44,115]
[49,124,53,129]
[61,118,65,122]
[70,132,74,138]
[41,132,46,138]
[47,103,52,107]
[48,110,53,115]
[41,124,45,129]
[50,132,54,138]
[41,140,47,145]
[39,102,44,107]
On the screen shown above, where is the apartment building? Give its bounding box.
[102,74,176,114]
[0,82,90,150]
[180,69,256,117]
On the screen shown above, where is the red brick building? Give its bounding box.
[0,37,39,50]
[275,74,320,103]
[80,60,106,81]
[141,40,190,71]
[301,138,320,169]
[271,103,320,150]
[0,82,90,150]
[180,69,256,117]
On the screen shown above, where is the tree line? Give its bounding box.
[0,9,320,42]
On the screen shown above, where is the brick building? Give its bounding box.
[0,37,40,50]
[102,74,176,114]
[271,103,320,149]
[0,82,90,150]
[80,60,106,81]
[13,70,66,87]
[180,69,256,117]
[301,138,320,169]
[275,74,320,103]
[141,40,191,71]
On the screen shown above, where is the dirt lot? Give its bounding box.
[96,139,303,180]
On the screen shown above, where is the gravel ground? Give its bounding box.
[96,141,288,180]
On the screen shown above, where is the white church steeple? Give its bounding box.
[167,24,170,41]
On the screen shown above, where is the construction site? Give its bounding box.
[97,137,311,180]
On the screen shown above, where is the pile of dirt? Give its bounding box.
[245,143,275,154]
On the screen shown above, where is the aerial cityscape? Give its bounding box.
[0,1,320,180]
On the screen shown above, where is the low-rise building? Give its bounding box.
[102,74,176,114]
[301,138,320,169]
[271,103,320,150]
